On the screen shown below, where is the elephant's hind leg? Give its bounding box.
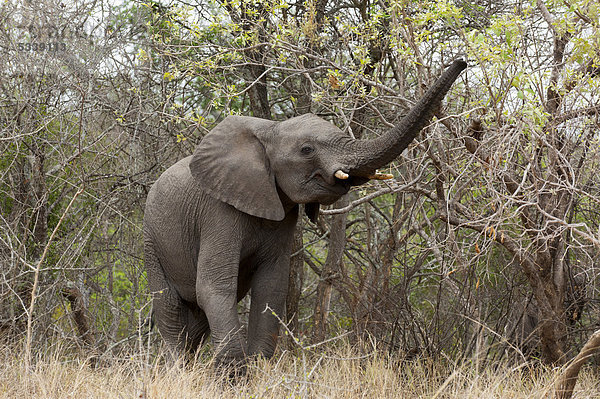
[181,300,211,352]
[152,280,210,359]
[145,241,209,359]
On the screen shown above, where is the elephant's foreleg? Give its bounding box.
[246,252,292,358]
[196,245,246,366]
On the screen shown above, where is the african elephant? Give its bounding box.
[143,60,467,367]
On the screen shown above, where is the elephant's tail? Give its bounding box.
[141,312,155,334]
[143,237,166,335]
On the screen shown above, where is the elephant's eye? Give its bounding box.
[300,145,314,155]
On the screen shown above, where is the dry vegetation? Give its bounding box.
[2,0,600,398]
[0,340,598,399]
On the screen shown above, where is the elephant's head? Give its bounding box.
[190,60,467,222]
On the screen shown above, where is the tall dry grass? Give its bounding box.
[0,340,598,398]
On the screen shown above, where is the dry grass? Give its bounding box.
[1,341,598,399]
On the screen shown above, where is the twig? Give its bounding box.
[321,164,430,215]
[262,304,351,350]
[24,185,85,370]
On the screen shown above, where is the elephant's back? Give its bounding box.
[145,155,212,231]
[146,156,195,222]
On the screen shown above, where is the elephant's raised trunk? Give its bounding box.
[338,59,467,178]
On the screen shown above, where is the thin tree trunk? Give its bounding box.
[220,1,271,119]
[554,329,600,399]
[247,62,271,119]
[286,208,304,336]
[30,145,47,259]
[295,0,327,115]
[61,284,96,347]
[312,195,349,343]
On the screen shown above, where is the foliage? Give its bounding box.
[0,0,598,370]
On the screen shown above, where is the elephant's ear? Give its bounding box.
[189,116,285,221]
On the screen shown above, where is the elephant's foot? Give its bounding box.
[214,354,248,381]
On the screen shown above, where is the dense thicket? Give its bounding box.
[1,0,599,366]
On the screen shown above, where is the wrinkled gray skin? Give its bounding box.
[143,60,466,366]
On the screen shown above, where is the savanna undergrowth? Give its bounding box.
[0,340,598,399]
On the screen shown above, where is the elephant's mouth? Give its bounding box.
[328,169,391,188]
[313,173,351,196]
[310,167,394,197]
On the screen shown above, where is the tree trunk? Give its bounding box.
[554,329,600,399]
[221,1,271,119]
[30,144,48,259]
[286,208,304,336]
[295,0,327,115]
[62,283,96,347]
[247,62,271,119]
[534,253,568,364]
[312,195,349,343]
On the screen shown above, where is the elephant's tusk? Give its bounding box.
[334,170,349,180]
[367,172,394,180]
